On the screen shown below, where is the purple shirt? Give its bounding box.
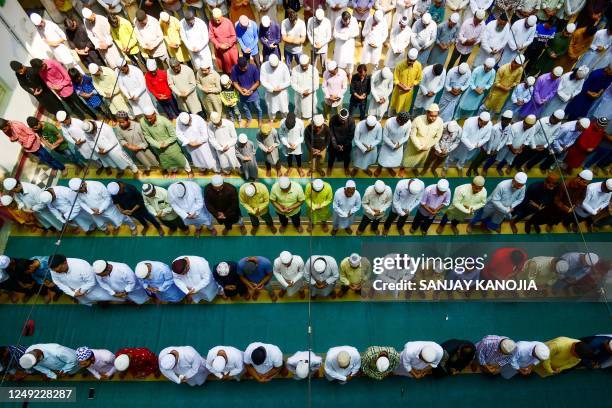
[259,22,281,59]
[351,0,375,20]
[230,64,260,103]
[519,73,560,117]
[418,184,451,217]
[475,335,515,367]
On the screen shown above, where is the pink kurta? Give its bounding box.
[208,17,239,75]
[6,121,41,153]
[39,59,74,97]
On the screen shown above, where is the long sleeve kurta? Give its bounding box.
[167,182,212,227]
[414,65,446,109]
[161,16,190,63]
[179,17,213,70]
[291,64,320,119]
[305,181,333,223]
[140,115,187,170]
[484,63,523,113]
[378,117,411,168]
[134,15,167,59]
[332,15,359,69]
[24,344,79,379]
[136,261,185,302]
[332,189,362,228]
[386,25,413,69]
[175,114,218,171]
[352,121,383,169]
[402,115,444,168]
[205,346,244,379]
[196,69,223,115]
[208,119,240,170]
[444,183,487,221]
[390,60,423,113]
[303,255,339,296]
[456,65,495,119]
[260,61,291,116]
[96,261,149,304]
[168,65,203,114]
[84,15,123,68]
[439,66,471,121]
[519,73,561,118]
[209,17,239,74]
[118,65,156,116]
[92,66,131,114]
[171,256,219,303]
[51,258,115,304]
[159,346,208,386]
[361,14,389,65]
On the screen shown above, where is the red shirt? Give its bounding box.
[144,69,173,100]
[481,247,528,280]
[4,121,41,153]
[115,347,159,377]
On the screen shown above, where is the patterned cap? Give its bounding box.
[115,111,129,119]
[76,347,93,361]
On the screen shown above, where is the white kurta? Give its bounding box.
[87,121,137,171]
[324,346,361,383]
[303,255,339,296]
[180,18,213,70]
[386,25,413,69]
[495,121,535,164]
[159,346,208,386]
[14,182,63,230]
[368,70,394,119]
[205,346,244,379]
[332,189,362,229]
[541,73,586,117]
[171,256,219,303]
[392,0,416,27]
[77,180,131,229]
[307,17,332,55]
[176,114,219,171]
[134,15,168,59]
[260,61,291,116]
[290,64,320,119]
[448,117,492,167]
[168,181,213,227]
[352,121,383,169]
[473,21,510,67]
[410,20,437,53]
[395,341,444,376]
[47,186,96,231]
[84,15,123,68]
[38,20,75,66]
[286,351,322,379]
[85,349,116,379]
[208,119,240,170]
[327,0,349,32]
[273,254,305,296]
[579,29,611,70]
[118,65,156,116]
[378,117,411,167]
[60,119,98,161]
[333,16,360,69]
[279,117,305,155]
[499,19,536,66]
[361,16,389,65]
[51,258,116,305]
[414,66,446,109]
[96,261,149,304]
[439,66,471,122]
[362,185,393,219]
[392,179,424,215]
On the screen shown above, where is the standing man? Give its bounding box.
[256,124,282,176]
[413,64,446,116]
[389,49,422,114]
[305,114,332,176]
[113,347,159,379]
[421,120,462,177]
[307,9,332,72]
[279,113,305,176]
[348,64,371,120]
[231,57,262,127]
[270,177,305,233]
[259,16,282,62]
[107,181,164,236]
[260,54,291,122]
[437,176,487,235]
[281,9,306,68]
[175,112,219,175]
[324,346,360,384]
[89,63,131,115]
[167,59,203,115]
[141,109,192,176]
[574,179,612,232]
[168,181,216,237]
[82,8,123,69]
[286,351,322,380]
[447,10,485,67]
[49,255,116,305]
[145,59,181,120]
[483,56,525,116]
[338,253,372,296]
[93,260,149,304]
[9,61,63,115]
[197,64,223,117]
[322,61,349,118]
[410,179,451,235]
[455,58,495,119]
[0,119,64,172]
[400,104,443,175]
[39,187,95,233]
[446,112,492,175]
[209,8,239,75]
[500,341,550,379]
[519,67,563,118]
[358,180,392,235]
[368,68,394,120]
[115,111,160,175]
[76,347,116,380]
[351,116,382,176]
[304,178,334,232]
[331,180,362,235]
[239,182,277,234]
[117,62,157,118]
[208,112,241,174]
[171,256,219,303]
[361,346,400,380]
[333,11,360,75]
[361,10,388,68]
[236,15,260,67]
[204,176,247,235]
[291,55,320,121]
[134,261,185,303]
[382,178,425,236]
[273,251,305,299]
[179,10,213,70]
[475,335,517,375]
[509,174,560,234]
[439,63,471,122]
[2,178,62,231]
[133,10,168,65]
[205,346,244,381]
[243,342,284,382]
[142,183,189,235]
[395,341,444,378]
[328,109,355,176]
[498,16,537,66]
[81,120,139,176]
[237,256,275,301]
[473,14,509,67]
[304,256,339,298]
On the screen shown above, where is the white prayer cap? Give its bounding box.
[365,115,377,127]
[524,114,536,125]
[553,109,565,120]
[408,179,424,194]
[345,180,356,189]
[143,106,156,116]
[178,112,190,125]
[0,196,13,206]
[160,354,176,370]
[577,65,589,77]
[3,177,17,191]
[212,8,223,18]
[142,183,154,195]
[210,111,222,124]
[337,351,350,368]
[312,178,324,192]
[458,62,469,74]
[238,133,248,144]
[239,15,249,27]
[278,176,291,189]
[82,7,93,19]
[578,118,591,129]
[244,183,256,197]
[295,361,309,379]
[446,120,460,133]
[474,9,486,19]
[349,253,361,267]
[450,13,460,23]
[407,48,418,60]
[269,54,280,67]
[500,338,516,354]
[566,23,576,33]
[315,8,325,21]
[92,260,108,274]
[114,354,130,371]
[479,111,491,122]
[399,16,409,26]
[19,353,37,369]
[514,54,525,65]
[135,262,149,279]
[261,15,271,28]
[437,179,449,192]
[216,262,230,276]
[299,54,310,65]
[88,63,99,75]
[552,66,563,76]
[327,60,338,71]
[313,258,327,273]
[280,251,292,264]
[107,182,120,195]
[584,253,599,266]
[484,57,495,68]
[526,76,535,86]
[146,59,157,72]
[374,180,386,193]
[382,67,393,79]
[427,103,440,112]
[0,255,9,269]
[313,114,325,126]
[374,10,384,22]
[606,179,612,190]
[81,121,93,132]
[211,175,224,187]
[555,260,569,273]
[421,13,432,25]
[376,356,390,372]
[56,110,67,122]
[212,355,226,375]
[68,178,82,191]
[473,176,485,187]
[534,343,550,361]
[501,110,513,119]
[514,172,528,184]
[30,13,42,26]
[220,74,231,85]
[39,190,53,204]
[527,15,537,26]
[159,11,170,22]
[421,346,437,363]
[578,169,593,181]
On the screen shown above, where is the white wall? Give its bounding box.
[0,1,52,177]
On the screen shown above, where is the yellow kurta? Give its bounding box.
[516,256,557,287]
[401,115,443,168]
[484,63,524,113]
[92,66,131,114]
[304,181,333,223]
[110,16,140,56]
[239,182,271,215]
[390,60,423,113]
[161,16,191,63]
[534,337,581,378]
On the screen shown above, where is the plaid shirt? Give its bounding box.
[361,346,400,380]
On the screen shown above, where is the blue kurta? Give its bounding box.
[455,66,495,119]
[566,68,612,120]
[352,122,382,169]
[138,261,185,302]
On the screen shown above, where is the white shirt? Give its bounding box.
[95,261,142,296]
[576,182,611,217]
[243,342,283,375]
[281,18,306,54]
[47,186,83,223]
[332,188,362,218]
[324,346,361,382]
[397,341,444,373]
[303,255,339,286]
[14,182,47,212]
[76,180,113,215]
[86,349,116,379]
[168,181,205,219]
[506,121,535,149]
[279,117,305,155]
[118,65,148,99]
[273,255,305,287]
[507,19,536,50]
[411,19,436,50]
[205,346,244,378]
[362,185,393,219]
[556,73,586,102]
[460,116,492,150]
[392,179,424,215]
[171,255,213,295]
[307,17,332,54]
[528,117,562,148]
[158,346,206,384]
[286,351,323,376]
[363,15,389,48]
[480,20,510,54]
[134,15,165,56]
[180,17,209,53]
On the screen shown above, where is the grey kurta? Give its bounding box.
[168,65,202,114]
[256,130,281,165]
[196,69,223,116]
[235,141,258,180]
[115,121,160,170]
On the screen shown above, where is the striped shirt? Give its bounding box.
[361,346,400,380]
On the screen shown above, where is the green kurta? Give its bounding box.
[139,115,187,170]
[304,181,333,223]
[534,33,570,75]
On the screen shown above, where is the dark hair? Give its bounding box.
[251,346,267,365]
[342,11,351,21]
[68,67,81,81]
[433,64,444,76]
[30,58,43,70]
[510,250,526,265]
[9,61,23,72]
[574,342,595,359]
[356,64,367,73]
[26,116,39,128]
[49,254,67,269]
